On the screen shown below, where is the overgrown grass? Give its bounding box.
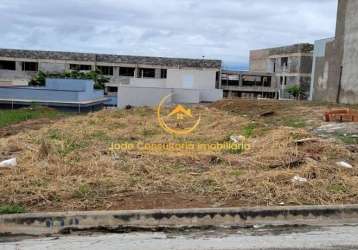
[281,117,307,128]
[336,134,358,145]
[0,204,26,214]
[0,106,63,128]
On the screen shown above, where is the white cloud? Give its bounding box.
[0,0,338,69]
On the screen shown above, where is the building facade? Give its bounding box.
[0,49,222,96]
[249,43,314,99]
[221,70,278,99]
[311,0,358,104]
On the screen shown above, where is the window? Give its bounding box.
[97,66,113,76]
[227,74,240,86]
[281,57,288,67]
[107,86,118,93]
[22,62,38,72]
[262,76,271,87]
[119,67,135,77]
[0,60,16,70]
[70,64,92,71]
[242,75,256,87]
[138,68,155,78]
[161,69,167,79]
[280,76,287,85]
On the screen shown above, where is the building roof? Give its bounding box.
[0,48,222,69]
[222,70,273,76]
[251,43,314,56]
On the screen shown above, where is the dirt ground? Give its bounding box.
[0,118,55,138]
[1,99,358,212]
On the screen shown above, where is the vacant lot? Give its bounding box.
[0,99,358,213]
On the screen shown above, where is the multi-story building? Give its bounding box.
[0,48,222,93]
[249,43,314,99]
[221,70,278,99]
[311,0,358,104]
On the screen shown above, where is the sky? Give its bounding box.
[0,0,338,70]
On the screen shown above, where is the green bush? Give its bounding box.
[0,204,26,214]
[287,85,304,100]
[29,70,109,90]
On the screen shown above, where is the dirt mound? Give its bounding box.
[210,99,291,116]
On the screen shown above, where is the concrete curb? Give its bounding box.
[2,205,358,236]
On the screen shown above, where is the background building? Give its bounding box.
[220,70,277,99]
[311,0,358,104]
[250,43,314,99]
[0,48,221,91]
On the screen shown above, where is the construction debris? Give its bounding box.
[294,138,320,145]
[259,111,275,117]
[324,109,358,122]
[292,176,308,183]
[336,161,353,169]
[0,158,17,168]
[230,135,246,144]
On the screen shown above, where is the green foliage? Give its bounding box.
[328,183,348,194]
[73,184,93,199]
[29,70,109,90]
[0,204,26,214]
[287,85,304,100]
[242,123,256,138]
[29,70,47,86]
[0,107,61,128]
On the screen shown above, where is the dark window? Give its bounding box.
[281,57,288,67]
[263,76,272,87]
[119,67,135,77]
[97,66,113,76]
[280,76,288,85]
[107,86,118,93]
[161,69,167,79]
[22,62,38,72]
[0,60,16,70]
[225,74,240,86]
[138,68,155,78]
[242,75,256,87]
[70,64,92,71]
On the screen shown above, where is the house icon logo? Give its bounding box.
[167,105,193,120]
[157,95,201,135]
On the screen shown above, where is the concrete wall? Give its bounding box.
[39,62,67,73]
[339,0,358,104]
[200,89,224,102]
[128,78,167,88]
[249,49,271,72]
[166,69,217,89]
[117,87,172,107]
[117,86,223,108]
[171,89,201,104]
[311,0,358,104]
[0,78,104,103]
[310,38,335,101]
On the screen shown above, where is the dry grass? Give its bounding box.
[1,99,358,212]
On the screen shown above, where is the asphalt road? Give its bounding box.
[1,225,358,250]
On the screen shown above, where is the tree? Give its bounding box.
[29,70,47,86]
[286,85,304,100]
